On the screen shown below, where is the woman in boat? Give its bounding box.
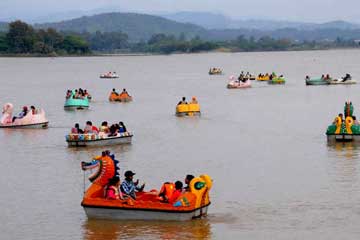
[118,122,127,133]
[12,106,28,122]
[99,121,110,133]
[120,170,145,200]
[71,123,84,134]
[84,121,99,134]
[105,176,121,200]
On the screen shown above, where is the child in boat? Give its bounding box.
[105,176,121,200]
[99,121,110,133]
[120,171,145,200]
[12,106,28,122]
[184,174,194,192]
[84,121,99,134]
[158,181,183,203]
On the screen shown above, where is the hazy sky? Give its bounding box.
[1,0,359,23]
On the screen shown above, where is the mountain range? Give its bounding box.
[2,12,360,42]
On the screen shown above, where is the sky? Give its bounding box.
[0,0,359,23]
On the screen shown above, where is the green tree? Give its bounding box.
[6,20,36,53]
[0,33,8,52]
[62,35,90,54]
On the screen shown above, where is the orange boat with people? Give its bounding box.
[81,152,212,221]
[109,88,133,102]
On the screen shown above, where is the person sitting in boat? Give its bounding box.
[333,113,344,124]
[190,97,198,104]
[99,121,110,133]
[83,90,91,98]
[71,123,84,134]
[84,121,99,134]
[343,73,351,81]
[118,122,127,133]
[12,106,28,122]
[73,89,80,99]
[66,90,72,99]
[120,170,145,200]
[305,76,310,81]
[112,88,119,96]
[178,97,187,105]
[158,181,183,203]
[325,74,330,80]
[352,116,359,126]
[184,174,194,192]
[105,176,121,200]
[108,124,118,137]
[30,106,36,114]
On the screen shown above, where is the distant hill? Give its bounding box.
[35,12,207,42]
[162,11,360,31]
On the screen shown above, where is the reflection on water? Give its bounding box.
[327,141,360,160]
[82,219,211,240]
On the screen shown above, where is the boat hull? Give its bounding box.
[82,204,209,221]
[176,112,201,117]
[0,121,49,129]
[67,135,132,147]
[306,80,329,85]
[327,134,360,142]
[64,105,89,110]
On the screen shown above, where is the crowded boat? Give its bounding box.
[109,88,133,102]
[81,151,212,220]
[64,89,90,110]
[100,72,119,79]
[326,101,360,142]
[66,121,132,147]
[176,97,201,116]
[267,73,286,84]
[0,103,48,128]
[208,67,223,75]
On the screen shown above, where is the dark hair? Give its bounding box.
[86,121,92,125]
[175,181,183,190]
[75,123,79,128]
[102,121,108,126]
[186,174,194,182]
[30,106,35,109]
[108,176,120,186]
[113,88,116,91]
[182,97,186,101]
[123,88,126,91]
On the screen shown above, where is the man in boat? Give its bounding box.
[158,181,183,203]
[184,174,194,191]
[84,121,99,134]
[12,106,28,122]
[71,123,84,134]
[120,170,145,200]
[177,97,187,105]
[112,88,119,96]
[333,113,344,124]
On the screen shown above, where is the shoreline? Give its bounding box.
[0,46,359,58]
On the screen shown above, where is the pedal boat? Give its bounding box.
[81,154,212,221]
[326,101,360,142]
[64,90,89,110]
[227,79,251,89]
[66,132,132,147]
[176,103,201,116]
[109,92,133,102]
[0,103,48,129]
[100,73,119,79]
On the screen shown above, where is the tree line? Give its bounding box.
[0,20,359,56]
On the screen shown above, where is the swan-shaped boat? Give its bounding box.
[81,153,212,221]
[0,103,48,128]
[227,79,251,89]
[64,90,89,110]
[326,101,360,142]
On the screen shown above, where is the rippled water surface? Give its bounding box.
[2,50,360,239]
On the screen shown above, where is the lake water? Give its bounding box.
[1,50,360,239]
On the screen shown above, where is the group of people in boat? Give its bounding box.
[105,162,195,204]
[111,88,130,96]
[12,105,37,122]
[258,73,282,80]
[209,67,222,74]
[177,96,198,105]
[66,88,91,99]
[102,71,117,77]
[71,121,128,137]
[333,113,359,125]
[238,71,253,82]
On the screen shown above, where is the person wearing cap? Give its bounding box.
[120,170,145,200]
[12,106,28,122]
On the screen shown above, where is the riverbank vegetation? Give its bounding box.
[0,20,359,56]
